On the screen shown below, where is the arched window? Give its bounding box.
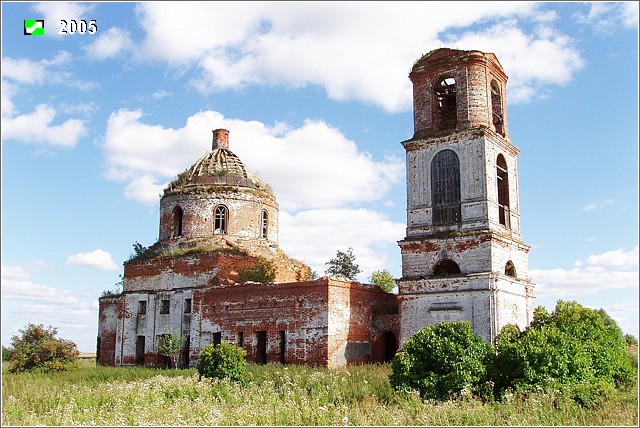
[431,149,461,226]
[496,154,510,228]
[260,210,268,239]
[505,261,516,277]
[433,259,461,276]
[213,205,228,235]
[173,206,183,238]
[491,80,504,135]
[433,77,457,131]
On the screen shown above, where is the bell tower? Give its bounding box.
[397,48,535,344]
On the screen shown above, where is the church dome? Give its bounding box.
[164,129,261,193]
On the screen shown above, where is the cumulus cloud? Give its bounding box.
[443,20,585,104]
[279,208,406,279]
[530,246,639,299]
[1,104,86,147]
[1,263,99,351]
[575,2,639,33]
[1,52,89,147]
[103,109,404,210]
[131,2,585,111]
[66,249,120,271]
[84,27,134,60]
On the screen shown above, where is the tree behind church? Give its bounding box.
[325,248,361,280]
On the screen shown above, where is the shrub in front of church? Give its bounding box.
[9,323,79,373]
[389,321,493,400]
[491,300,636,404]
[198,342,248,383]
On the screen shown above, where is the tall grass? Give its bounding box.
[2,361,637,426]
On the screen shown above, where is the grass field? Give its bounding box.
[2,360,637,426]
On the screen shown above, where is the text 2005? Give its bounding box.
[59,20,97,34]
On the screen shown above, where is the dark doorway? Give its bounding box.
[279,331,286,365]
[256,331,267,364]
[135,335,145,366]
[181,335,190,368]
[382,331,397,362]
[213,332,221,346]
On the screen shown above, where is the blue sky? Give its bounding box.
[1,1,638,352]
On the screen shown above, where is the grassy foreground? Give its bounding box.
[2,361,638,426]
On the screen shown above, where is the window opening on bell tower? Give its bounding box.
[505,261,517,277]
[491,80,504,135]
[433,259,461,277]
[431,149,461,226]
[433,77,457,132]
[497,154,510,228]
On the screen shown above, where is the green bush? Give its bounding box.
[2,345,13,361]
[238,257,276,284]
[9,323,79,373]
[389,321,493,400]
[492,301,636,398]
[197,342,248,383]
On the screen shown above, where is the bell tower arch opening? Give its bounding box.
[433,77,457,132]
[491,80,504,135]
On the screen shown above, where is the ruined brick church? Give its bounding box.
[98,48,535,368]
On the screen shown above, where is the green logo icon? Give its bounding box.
[24,20,45,36]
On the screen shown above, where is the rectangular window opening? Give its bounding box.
[160,299,170,314]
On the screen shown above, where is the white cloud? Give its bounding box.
[581,199,614,211]
[84,27,133,60]
[1,52,91,147]
[152,90,171,99]
[279,208,405,280]
[66,249,120,271]
[574,246,639,269]
[1,104,86,147]
[1,51,70,85]
[1,263,102,351]
[530,246,639,299]
[443,20,585,104]
[575,2,639,33]
[530,246,639,336]
[103,109,404,210]
[132,2,582,111]
[598,300,639,339]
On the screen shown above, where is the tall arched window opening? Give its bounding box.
[433,77,457,131]
[260,210,268,239]
[173,206,183,238]
[431,149,461,226]
[491,80,504,135]
[213,205,228,235]
[496,154,510,228]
